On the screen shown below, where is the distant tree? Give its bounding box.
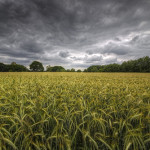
[99,66,105,72]
[8,64,29,72]
[86,56,150,73]
[87,65,101,72]
[83,69,87,72]
[0,63,6,72]
[30,61,44,72]
[91,67,99,72]
[77,69,82,72]
[66,69,71,72]
[52,66,65,72]
[11,62,17,65]
[70,68,75,72]
[0,63,29,72]
[103,64,120,72]
[46,66,66,72]
[46,65,52,72]
[136,56,150,72]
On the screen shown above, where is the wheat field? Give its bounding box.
[0,73,150,150]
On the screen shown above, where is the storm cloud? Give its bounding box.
[0,0,150,69]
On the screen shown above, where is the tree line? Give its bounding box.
[0,61,81,72]
[0,62,29,72]
[85,56,150,72]
[0,56,150,72]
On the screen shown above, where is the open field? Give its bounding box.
[0,73,150,150]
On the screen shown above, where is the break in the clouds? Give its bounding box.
[0,0,150,69]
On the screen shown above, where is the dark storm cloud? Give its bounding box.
[20,40,43,53]
[59,51,70,58]
[131,36,140,43]
[85,55,103,63]
[102,42,130,55]
[86,43,130,56]
[0,0,150,68]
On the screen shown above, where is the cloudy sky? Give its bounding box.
[0,0,150,69]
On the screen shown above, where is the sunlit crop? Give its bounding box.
[0,72,150,150]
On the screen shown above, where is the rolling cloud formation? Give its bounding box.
[0,0,150,69]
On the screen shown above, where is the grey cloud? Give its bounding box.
[104,57,118,65]
[86,50,95,55]
[114,37,121,41]
[85,55,103,63]
[130,35,140,43]
[70,56,83,61]
[0,0,150,69]
[86,42,130,56]
[20,40,43,53]
[0,41,43,64]
[59,51,70,58]
[102,43,130,55]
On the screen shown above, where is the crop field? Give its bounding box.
[0,73,150,150]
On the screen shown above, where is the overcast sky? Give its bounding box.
[0,0,150,69]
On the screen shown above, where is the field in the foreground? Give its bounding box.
[0,73,150,150]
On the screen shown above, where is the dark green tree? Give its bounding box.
[46,65,52,72]
[86,56,150,72]
[0,63,6,72]
[77,69,82,72]
[70,68,75,72]
[0,62,29,72]
[46,66,65,72]
[8,64,29,72]
[83,69,87,72]
[30,61,44,72]
[87,65,101,72]
[11,62,17,65]
[66,69,71,72]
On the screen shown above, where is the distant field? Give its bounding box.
[0,73,150,150]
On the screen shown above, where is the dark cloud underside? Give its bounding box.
[0,0,150,69]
